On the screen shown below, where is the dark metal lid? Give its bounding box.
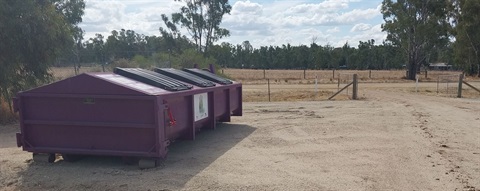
[154,68,216,88]
[182,68,233,85]
[114,68,193,91]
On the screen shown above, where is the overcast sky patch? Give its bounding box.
[80,0,386,48]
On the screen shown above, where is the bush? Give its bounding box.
[0,98,17,124]
[132,55,155,69]
[152,49,220,70]
[108,58,139,70]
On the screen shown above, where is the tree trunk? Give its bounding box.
[408,62,416,80]
[407,51,416,80]
[477,63,480,77]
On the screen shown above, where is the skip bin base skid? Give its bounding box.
[14,72,242,168]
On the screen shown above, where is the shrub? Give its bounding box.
[109,58,139,70]
[0,98,17,124]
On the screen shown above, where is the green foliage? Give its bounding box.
[79,27,409,72]
[175,49,217,69]
[150,48,219,71]
[132,55,154,69]
[381,0,452,79]
[79,29,195,66]
[207,41,405,70]
[52,0,85,73]
[109,58,139,70]
[0,0,82,111]
[166,0,232,53]
[151,52,174,68]
[453,0,480,76]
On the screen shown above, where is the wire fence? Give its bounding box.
[224,68,465,82]
[436,74,461,97]
[337,73,356,97]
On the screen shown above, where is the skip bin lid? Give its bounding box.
[154,68,216,88]
[114,68,193,91]
[182,68,233,85]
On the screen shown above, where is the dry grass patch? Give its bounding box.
[50,66,104,81]
[0,99,17,124]
[243,89,351,102]
[224,69,469,83]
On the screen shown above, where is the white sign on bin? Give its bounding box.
[194,93,208,121]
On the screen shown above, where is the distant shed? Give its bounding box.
[429,63,452,71]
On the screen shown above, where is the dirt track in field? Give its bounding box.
[1,87,479,191]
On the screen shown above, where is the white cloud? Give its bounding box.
[80,0,183,39]
[327,27,340,33]
[336,7,380,24]
[275,3,382,28]
[287,1,348,14]
[80,0,386,48]
[231,0,263,15]
[82,1,126,25]
[337,24,387,47]
[351,23,372,32]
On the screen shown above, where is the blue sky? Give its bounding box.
[80,0,386,48]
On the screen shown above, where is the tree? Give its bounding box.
[90,34,106,70]
[167,0,231,53]
[355,40,375,69]
[381,0,451,80]
[0,0,83,110]
[52,0,85,74]
[453,0,480,76]
[210,42,233,68]
[160,14,180,56]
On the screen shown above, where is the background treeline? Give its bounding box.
[72,33,410,71]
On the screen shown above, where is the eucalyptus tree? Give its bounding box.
[381,0,451,80]
[166,0,232,53]
[53,0,85,73]
[453,0,480,76]
[0,0,84,110]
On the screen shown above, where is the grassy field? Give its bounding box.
[2,68,480,190]
[222,68,471,82]
[220,69,480,102]
[47,67,480,102]
[4,67,475,123]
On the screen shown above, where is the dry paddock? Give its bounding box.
[1,69,480,190]
[1,90,480,190]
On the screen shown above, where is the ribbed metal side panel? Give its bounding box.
[182,68,233,85]
[114,68,192,91]
[154,68,216,88]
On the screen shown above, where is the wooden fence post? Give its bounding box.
[263,69,266,79]
[458,74,463,98]
[437,76,440,94]
[369,70,372,78]
[352,74,358,100]
[268,79,271,102]
[337,75,340,91]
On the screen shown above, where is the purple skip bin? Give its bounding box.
[14,68,242,168]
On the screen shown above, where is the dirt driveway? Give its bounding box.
[1,90,479,191]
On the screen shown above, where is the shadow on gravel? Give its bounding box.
[16,123,256,190]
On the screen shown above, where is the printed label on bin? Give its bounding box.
[194,93,208,121]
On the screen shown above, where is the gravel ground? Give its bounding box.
[1,89,479,191]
